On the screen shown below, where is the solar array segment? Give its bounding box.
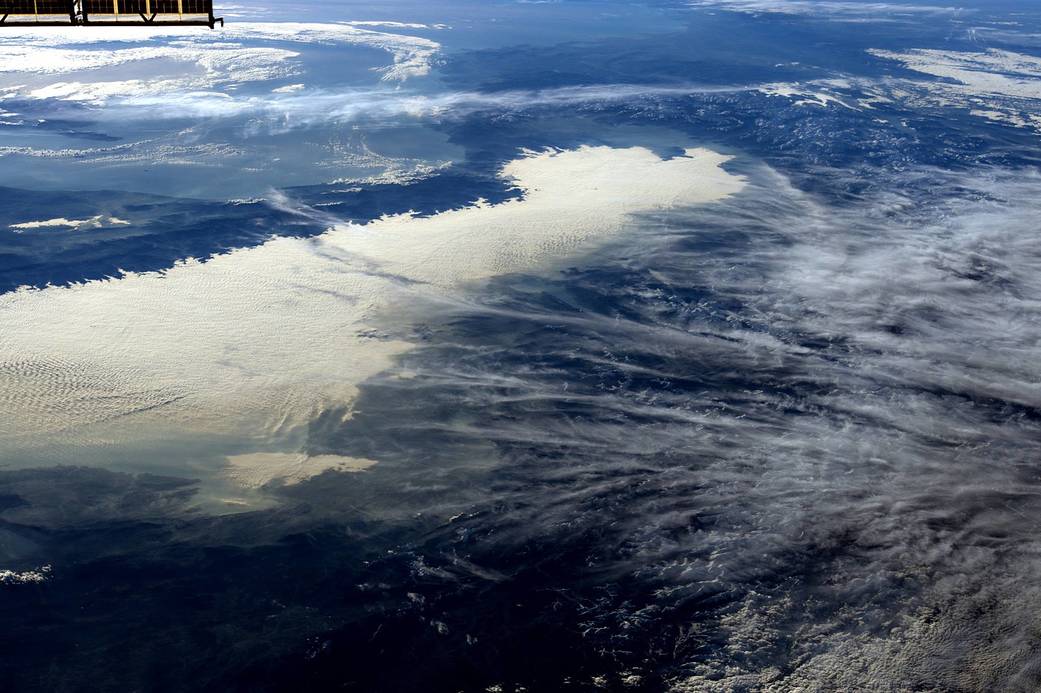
[83,0,214,15]
[0,0,71,14]
[0,0,220,25]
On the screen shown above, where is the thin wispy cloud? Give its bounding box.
[689,0,967,18]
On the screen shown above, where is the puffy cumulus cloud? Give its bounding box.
[0,145,744,491]
[0,565,51,585]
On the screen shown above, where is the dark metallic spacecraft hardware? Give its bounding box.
[0,0,222,27]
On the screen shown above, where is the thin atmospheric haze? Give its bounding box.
[1,0,1041,691]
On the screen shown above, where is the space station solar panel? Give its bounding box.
[0,0,71,14]
[82,0,143,13]
[83,0,213,13]
[1,0,220,24]
[156,0,213,13]
[82,0,146,14]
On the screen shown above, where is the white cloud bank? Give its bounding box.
[0,145,745,491]
[50,82,749,131]
[870,48,1041,133]
[758,82,858,108]
[10,215,130,231]
[225,453,379,489]
[0,565,51,585]
[0,20,440,106]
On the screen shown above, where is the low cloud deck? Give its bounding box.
[0,0,222,27]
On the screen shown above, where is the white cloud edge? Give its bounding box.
[869,47,1041,133]
[9,215,131,231]
[0,565,51,585]
[688,0,967,17]
[0,145,746,491]
[0,20,441,95]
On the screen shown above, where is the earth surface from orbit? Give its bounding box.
[2,0,1041,691]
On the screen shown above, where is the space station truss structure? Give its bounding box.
[0,0,222,27]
